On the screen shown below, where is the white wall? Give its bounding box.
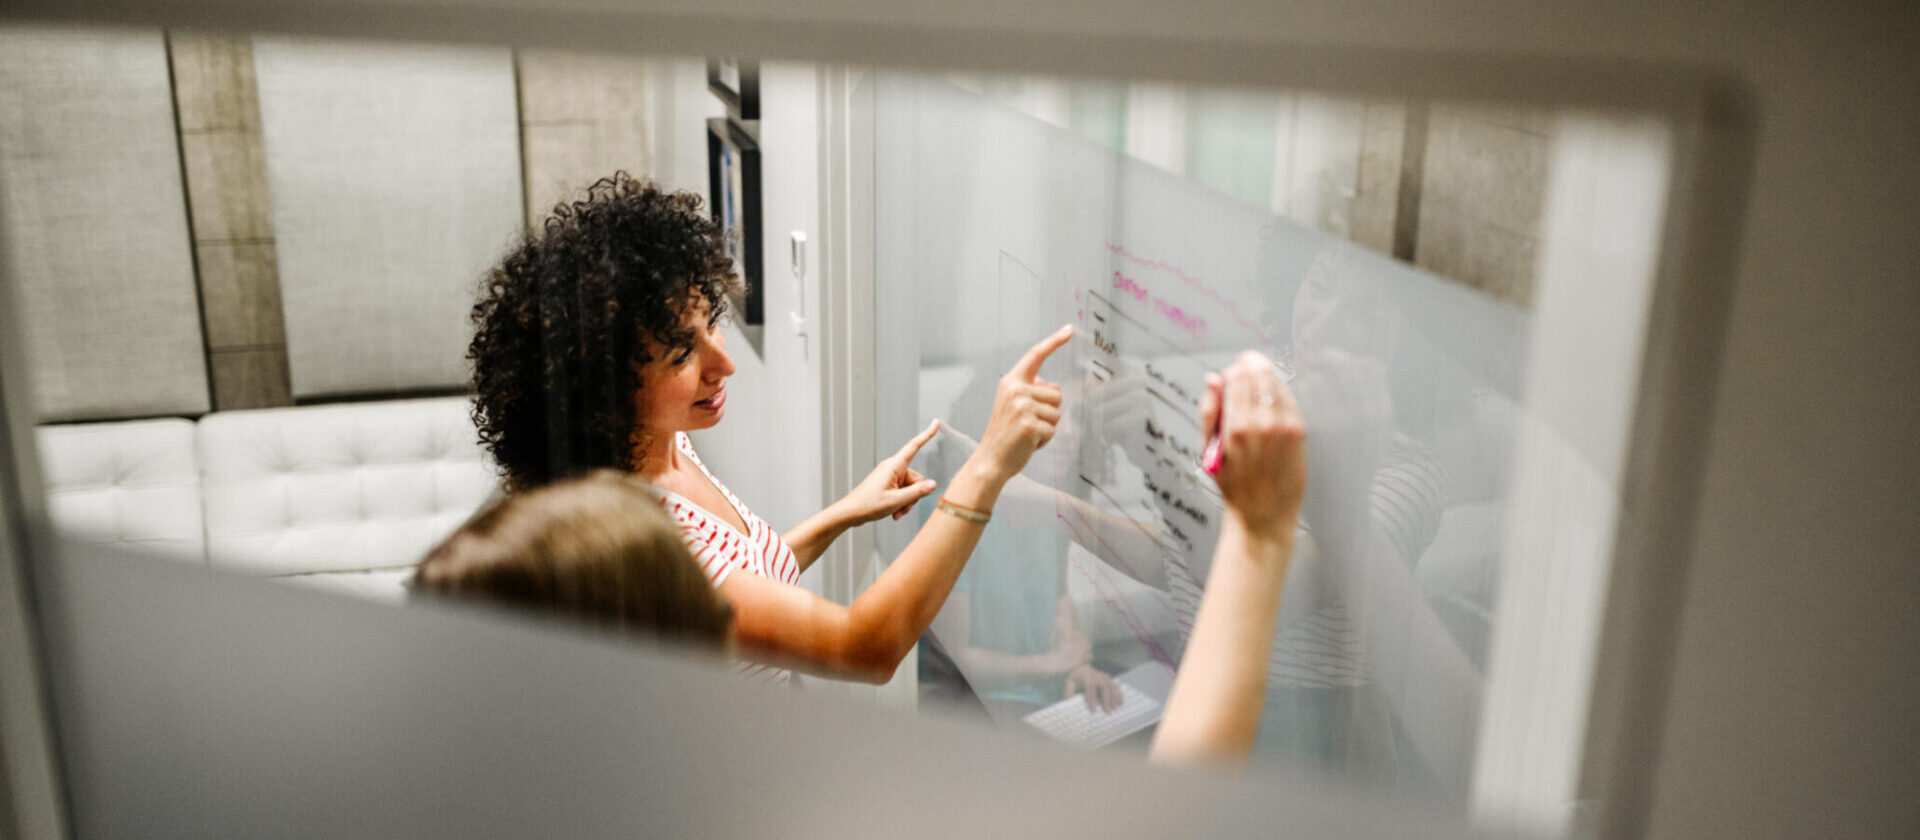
[649,59,827,567]
[0,26,208,421]
[253,38,523,399]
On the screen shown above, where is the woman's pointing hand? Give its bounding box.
[975,324,1074,481]
[840,419,942,526]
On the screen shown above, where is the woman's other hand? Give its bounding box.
[838,420,941,526]
[1150,351,1304,767]
[971,325,1074,481]
[1201,351,1307,540]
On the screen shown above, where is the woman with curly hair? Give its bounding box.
[469,173,1072,685]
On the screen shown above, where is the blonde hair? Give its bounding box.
[412,470,732,647]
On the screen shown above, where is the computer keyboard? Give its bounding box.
[1022,673,1164,749]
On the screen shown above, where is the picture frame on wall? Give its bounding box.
[707,116,764,353]
[706,58,759,120]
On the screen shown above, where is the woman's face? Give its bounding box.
[634,297,735,435]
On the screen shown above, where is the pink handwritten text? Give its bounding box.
[1112,270,1207,341]
[1105,242,1276,345]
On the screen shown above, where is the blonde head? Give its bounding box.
[412,470,732,648]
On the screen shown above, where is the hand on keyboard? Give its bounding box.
[1063,663,1122,713]
[1024,680,1161,750]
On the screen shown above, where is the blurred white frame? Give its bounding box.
[0,4,1749,840]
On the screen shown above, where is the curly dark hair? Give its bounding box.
[469,173,740,491]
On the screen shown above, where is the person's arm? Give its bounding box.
[1150,352,1306,766]
[722,326,1075,683]
[782,512,851,574]
[939,421,1171,589]
[1150,517,1293,763]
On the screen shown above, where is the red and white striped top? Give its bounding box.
[653,432,801,684]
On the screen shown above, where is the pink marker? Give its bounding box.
[1201,396,1226,475]
[1202,429,1225,475]
[1200,357,1288,476]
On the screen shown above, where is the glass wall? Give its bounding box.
[871,72,1672,812]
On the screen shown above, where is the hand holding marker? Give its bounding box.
[1151,350,1306,765]
[1201,354,1290,475]
[1196,352,1305,539]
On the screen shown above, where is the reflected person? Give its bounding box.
[912,412,1123,721]
[1251,250,1447,779]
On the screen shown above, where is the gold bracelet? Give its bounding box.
[935,497,991,524]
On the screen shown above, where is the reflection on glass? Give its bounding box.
[872,72,1646,808]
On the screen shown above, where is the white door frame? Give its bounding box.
[813,65,917,708]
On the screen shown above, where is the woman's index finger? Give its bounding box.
[896,418,941,461]
[1009,324,1074,382]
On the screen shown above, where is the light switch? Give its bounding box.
[789,231,809,342]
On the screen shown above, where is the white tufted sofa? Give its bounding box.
[37,417,206,562]
[35,397,499,602]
